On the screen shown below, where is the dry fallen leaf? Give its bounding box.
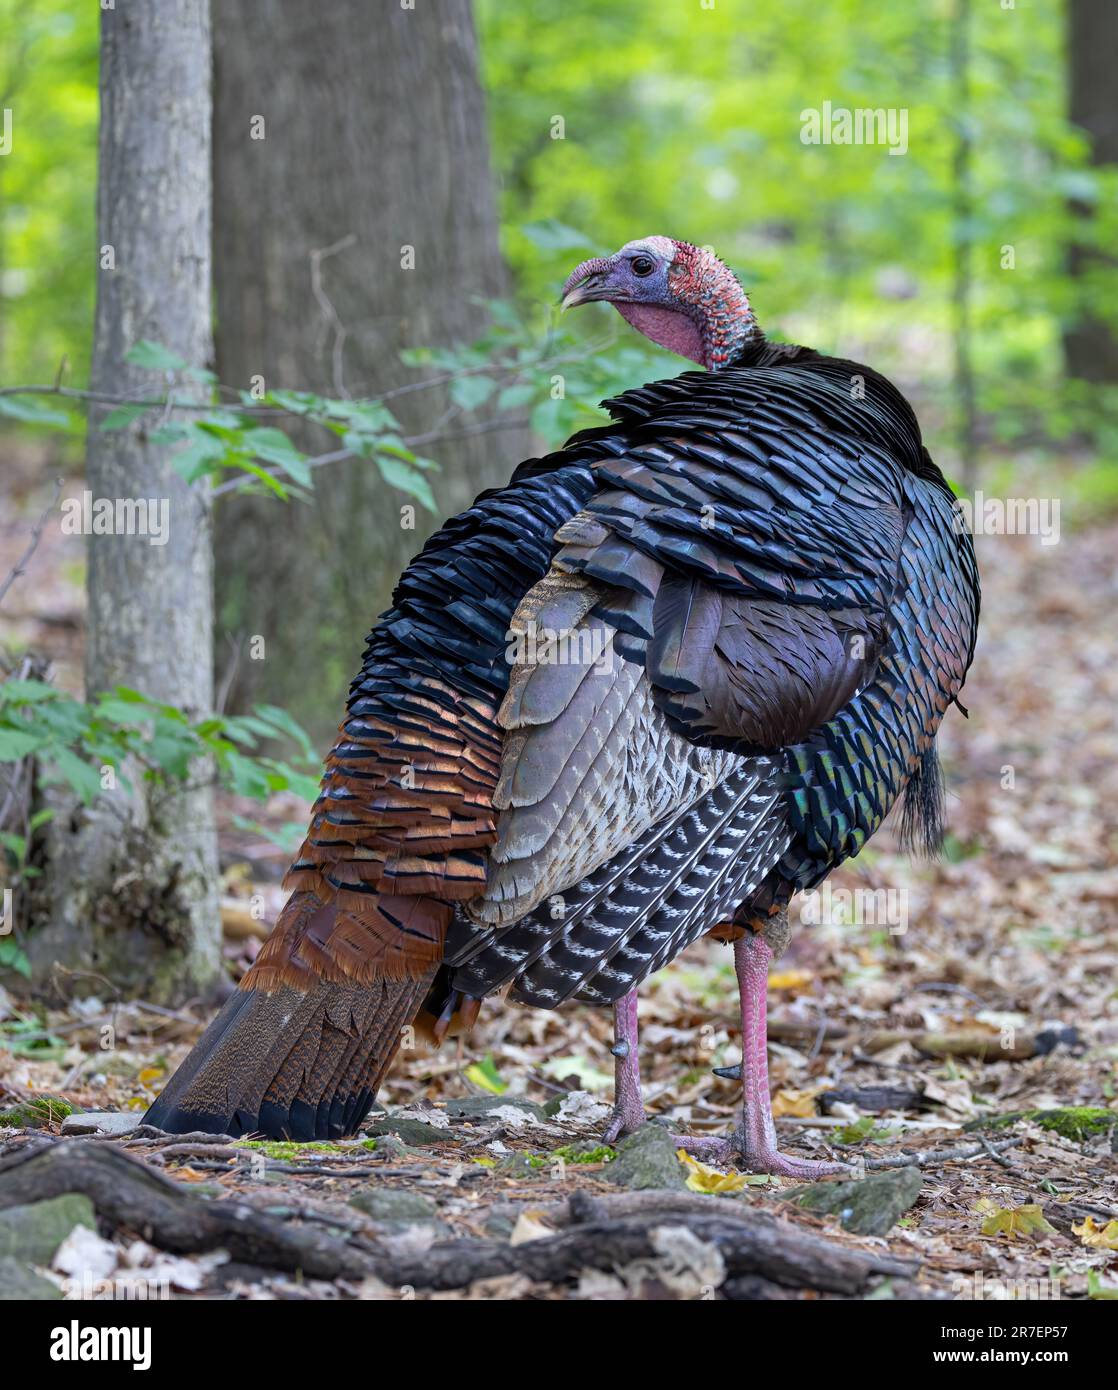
[509,1209,554,1245]
[974,1199,1056,1240]
[771,1087,819,1119]
[1072,1216,1118,1250]
[768,969,814,993]
[678,1149,750,1194]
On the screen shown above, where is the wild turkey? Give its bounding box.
[146,236,979,1177]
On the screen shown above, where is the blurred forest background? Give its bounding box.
[0,0,1116,1007]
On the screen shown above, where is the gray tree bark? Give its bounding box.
[1065,0,1118,383]
[212,0,524,742]
[32,1,221,1003]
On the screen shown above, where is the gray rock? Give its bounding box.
[0,1193,97,1265]
[442,1096,549,1123]
[348,1189,437,1223]
[367,1134,418,1161]
[604,1123,687,1191]
[0,1257,62,1300]
[784,1166,923,1237]
[496,1151,542,1177]
[363,1118,457,1148]
[60,1110,140,1137]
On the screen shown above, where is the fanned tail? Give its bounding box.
[144,892,437,1140]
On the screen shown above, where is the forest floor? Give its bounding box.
[0,462,1116,1301]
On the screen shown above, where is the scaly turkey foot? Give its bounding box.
[670,932,853,1180]
[601,1081,647,1144]
[601,989,646,1144]
[673,1130,851,1179]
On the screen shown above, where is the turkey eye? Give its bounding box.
[630,255,655,277]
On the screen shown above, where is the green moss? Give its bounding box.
[0,1095,73,1129]
[551,1143,617,1164]
[965,1107,1115,1142]
[235,1140,346,1161]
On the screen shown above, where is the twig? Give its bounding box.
[308,233,357,399]
[0,478,62,611]
[858,1137,1023,1171]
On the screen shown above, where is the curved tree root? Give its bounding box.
[0,1139,918,1295]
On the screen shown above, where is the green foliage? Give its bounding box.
[0,677,321,877]
[477,0,1116,453]
[832,1114,897,1145]
[0,0,98,386]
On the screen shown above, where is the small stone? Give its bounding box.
[604,1123,687,1191]
[784,1166,923,1237]
[348,1189,437,1223]
[442,1096,549,1123]
[363,1118,458,1147]
[496,1152,541,1177]
[60,1110,140,1137]
[0,1257,62,1300]
[0,1194,97,1265]
[367,1135,417,1161]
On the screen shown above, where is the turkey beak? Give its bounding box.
[559,255,614,311]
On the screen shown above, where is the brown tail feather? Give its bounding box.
[144,963,436,1140]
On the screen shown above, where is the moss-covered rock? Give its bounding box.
[0,1257,63,1300]
[349,1189,437,1223]
[0,1096,73,1129]
[784,1167,923,1237]
[0,1193,96,1265]
[964,1107,1115,1143]
[363,1118,458,1147]
[605,1123,687,1191]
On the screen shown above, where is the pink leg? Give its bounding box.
[676,934,850,1178]
[602,988,646,1143]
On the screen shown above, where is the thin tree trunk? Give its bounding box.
[212,0,524,742]
[32,1,220,1004]
[1064,0,1118,383]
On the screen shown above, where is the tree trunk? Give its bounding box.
[32,1,220,1004]
[212,0,523,742]
[1064,0,1118,383]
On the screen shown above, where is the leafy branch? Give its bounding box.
[0,299,677,510]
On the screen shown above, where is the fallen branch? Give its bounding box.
[857,1137,1024,1170]
[0,1138,915,1295]
[0,1139,372,1280]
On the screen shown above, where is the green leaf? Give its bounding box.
[497,383,535,410]
[449,374,496,411]
[242,427,312,486]
[99,403,151,431]
[0,679,58,704]
[0,727,43,761]
[125,339,188,372]
[0,395,70,426]
[376,456,436,511]
[45,747,104,802]
[252,704,317,761]
[0,938,31,980]
[463,1054,507,1095]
